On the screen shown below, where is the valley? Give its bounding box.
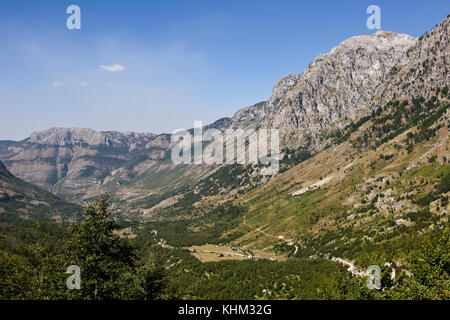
[0,14,449,300]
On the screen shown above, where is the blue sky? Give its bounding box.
[0,0,448,140]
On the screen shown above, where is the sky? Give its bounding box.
[0,0,449,141]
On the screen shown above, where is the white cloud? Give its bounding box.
[52,80,63,87]
[99,64,125,72]
[73,80,90,87]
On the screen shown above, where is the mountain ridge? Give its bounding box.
[0,15,448,214]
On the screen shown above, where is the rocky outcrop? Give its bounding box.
[230,16,449,153]
[376,15,449,103]
[230,30,418,151]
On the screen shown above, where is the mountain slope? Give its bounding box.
[228,90,449,264]
[217,17,450,264]
[0,160,82,221]
[376,15,449,103]
[229,16,449,153]
[228,31,416,151]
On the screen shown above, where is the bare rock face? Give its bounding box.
[230,30,417,151]
[229,101,269,129]
[29,127,156,148]
[0,128,165,203]
[230,16,449,153]
[377,15,449,103]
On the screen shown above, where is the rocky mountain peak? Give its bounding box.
[30,127,104,146]
[228,25,443,151]
[29,127,156,147]
[333,30,416,52]
[380,14,449,101]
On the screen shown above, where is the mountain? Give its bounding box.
[228,31,416,151]
[199,16,450,264]
[228,16,449,152]
[140,15,449,220]
[0,16,448,222]
[28,127,156,147]
[227,91,449,260]
[0,128,164,203]
[117,15,449,269]
[0,160,82,221]
[377,15,449,102]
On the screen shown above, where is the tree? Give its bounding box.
[0,251,31,299]
[19,224,67,299]
[0,223,67,299]
[64,197,141,299]
[386,232,449,299]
